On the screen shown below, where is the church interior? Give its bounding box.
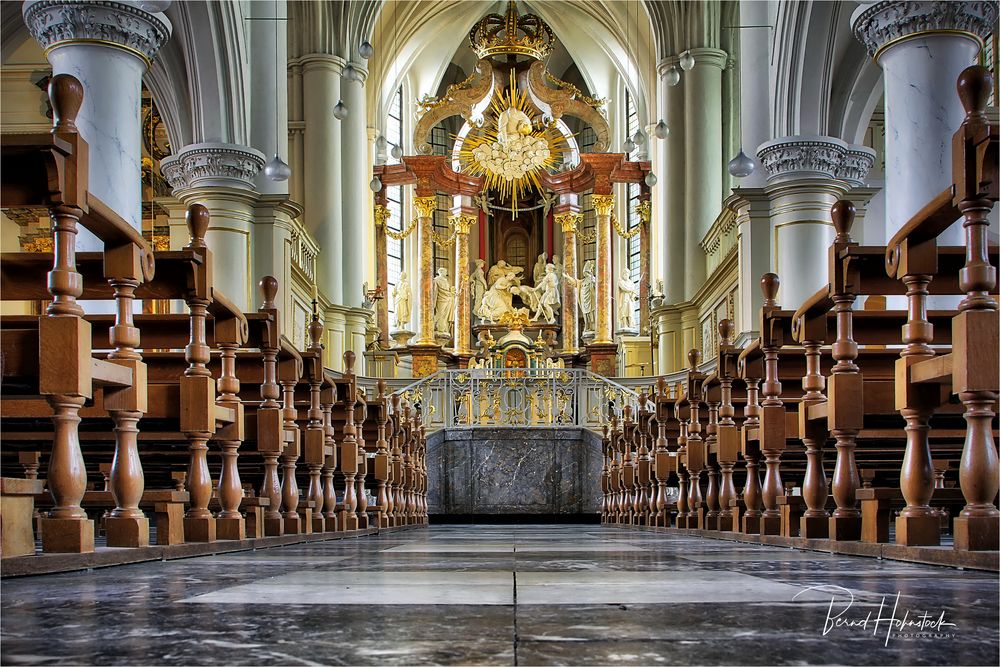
[0,0,998,664]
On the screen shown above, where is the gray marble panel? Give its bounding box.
[427,428,601,515]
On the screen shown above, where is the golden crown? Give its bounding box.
[469,1,555,61]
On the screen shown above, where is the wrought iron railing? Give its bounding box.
[390,368,641,433]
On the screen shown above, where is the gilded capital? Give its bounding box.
[450,214,477,234]
[374,203,391,227]
[591,194,615,217]
[636,200,651,224]
[413,196,437,218]
[555,211,583,233]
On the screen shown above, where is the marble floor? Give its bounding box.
[1,525,997,666]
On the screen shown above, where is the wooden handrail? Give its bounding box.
[885,186,959,278]
[80,192,155,282]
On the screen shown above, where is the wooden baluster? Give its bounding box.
[104,219,149,547]
[355,395,370,529]
[953,66,1000,551]
[717,320,738,531]
[759,274,784,536]
[387,394,402,526]
[339,352,359,531]
[258,276,284,536]
[600,423,611,523]
[375,380,391,528]
[322,389,338,530]
[215,323,245,541]
[306,313,325,533]
[686,351,705,529]
[654,378,670,527]
[825,202,863,541]
[621,406,635,524]
[799,336,829,538]
[895,241,939,545]
[741,366,763,534]
[407,411,420,522]
[704,397,720,530]
[39,75,94,553]
[182,205,216,543]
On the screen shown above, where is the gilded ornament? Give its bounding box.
[555,211,582,234]
[413,197,437,218]
[591,194,615,217]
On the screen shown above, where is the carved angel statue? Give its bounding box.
[392,271,412,329]
[473,192,493,219]
[470,259,487,318]
[539,190,558,221]
[431,267,456,336]
[617,268,639,330]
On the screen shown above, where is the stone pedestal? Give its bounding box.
[409,345,441,378]
[587,342,618,377]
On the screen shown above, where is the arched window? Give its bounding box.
[625,87,642,326]
[386,86,404,323]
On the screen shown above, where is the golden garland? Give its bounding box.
[544,70,608,109]
[577,229,598,244]
[611,212,643,239]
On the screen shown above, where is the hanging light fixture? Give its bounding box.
[359,40,374,59]
[390,143,403,160]
[376,134,387,152]
[654,119,669,139]
[632,129,645,146]
[727,149,755,178]
[623,137,636,154]
[679,50,695,71]
[264,0,290,181]
[664,66,680,86]
[369,175,383,192]
[333,100,348,119]
[644,172,658,187]
[343,63,359,82]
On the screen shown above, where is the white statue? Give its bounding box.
[617,268,638,330]
[551,254,563,304]
[392,271,412,329]
[516,283,541,316]
[531,264,561,324]
[478,273,517,323]
[470,259,487,319]
[578,259,597,333]
[532,253,547,286]
[431,267,456,336]
[487,260,523,287]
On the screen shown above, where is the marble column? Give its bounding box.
[249,0,288,198]
[730,190,770,341]
[658,56,686,304]
[451,205,477,358]
[23,0,171,250]
[682,48,727,300]
[592,194,615,345]
[755,136,875,309]
[340,64,368,309]
[161,144,266,311]
[852,1,996,245]
[300,54,344,303]
[737,0,770,189]
[413,196,437,346]
[555,208,582,355]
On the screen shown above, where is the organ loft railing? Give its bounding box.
[393,368,642,432]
